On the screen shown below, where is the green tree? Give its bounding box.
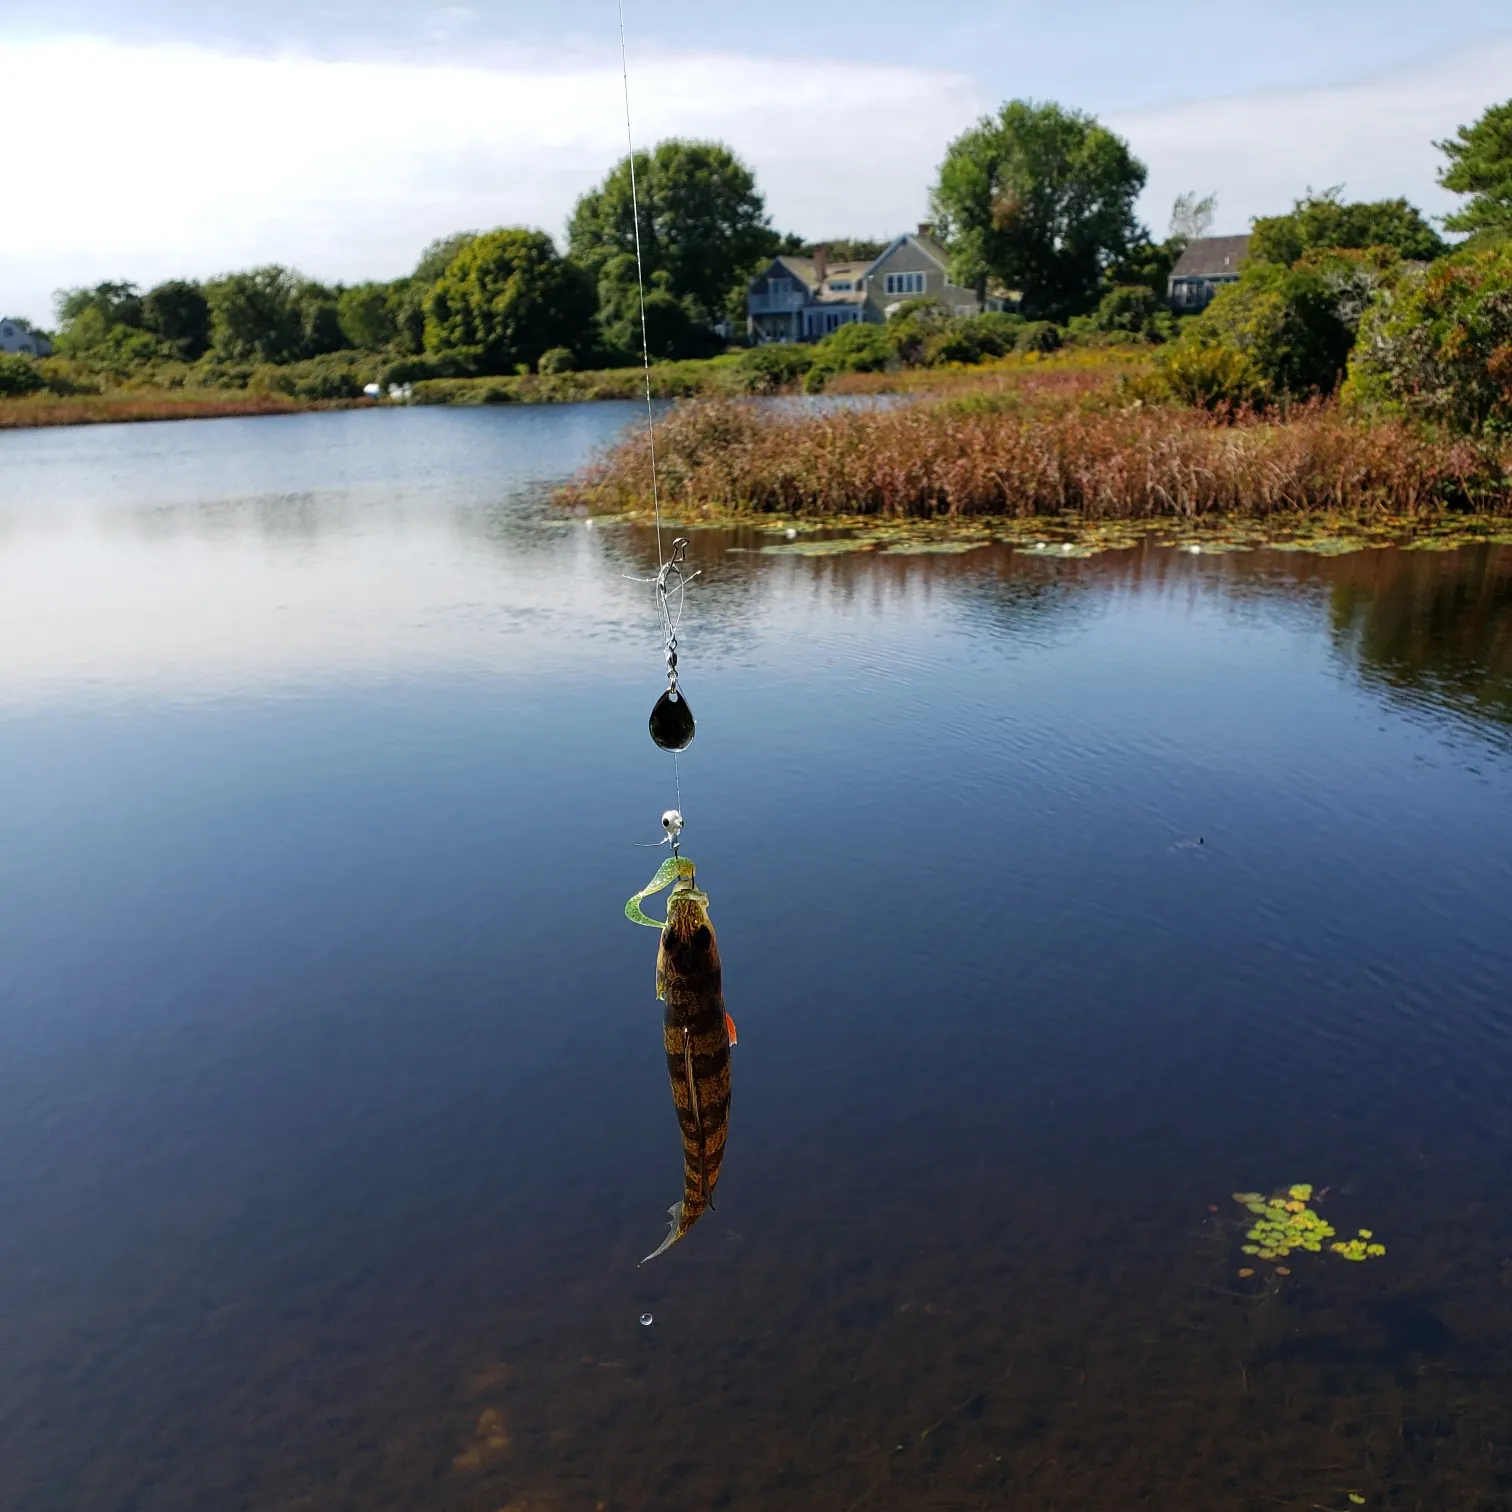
[1158,260,1354,404]
[1438,99,1512,236]
[141,280,211,359]
[293,279,346,357]
[1346,243,1512,433]
[423,228,596,373]
[1250,188,1445,266]
[594,254,720,361]
[800,238,888,264]
[55,281,144,333]
[569,140,776,324]
[206,266,302,362]
[337,282,399,350]
[930,100,1148,318]
[391,232,478,352]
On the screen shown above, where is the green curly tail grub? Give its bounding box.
[625,855,696,927]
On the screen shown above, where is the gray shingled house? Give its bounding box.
[747,226,1008,342]
[1168,235,1251,313]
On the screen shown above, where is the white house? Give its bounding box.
[0,319,53,357]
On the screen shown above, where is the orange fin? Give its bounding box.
[724,1011,738,1047]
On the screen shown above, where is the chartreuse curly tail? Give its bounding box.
[625,855,696,928]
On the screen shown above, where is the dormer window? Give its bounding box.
[828,280,853,292]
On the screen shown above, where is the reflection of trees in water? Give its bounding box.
[481,526,1512,741]
[1325,546,1512,735]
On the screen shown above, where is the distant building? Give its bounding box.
[747,226,1010,343]
[0,319,52,357]
[1168,235,1251,314]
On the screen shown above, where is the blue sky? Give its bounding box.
[2,1,1508,325]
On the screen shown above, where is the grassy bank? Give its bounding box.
[558,396,1512,521]
[0,389,367,429]
[3,347,1141,426]
[409,354,747,406]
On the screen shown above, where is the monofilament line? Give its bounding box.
[618,2,686,822]
[616,0,665,571]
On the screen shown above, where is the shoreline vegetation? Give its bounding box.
[0,388,370,429]
[553,352,1512,532]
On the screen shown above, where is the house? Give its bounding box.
[1168,235,1250,313]
[747,226,1008,342]
[0,318,53,357]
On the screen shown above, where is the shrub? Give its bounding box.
[885,299,952,366]
[1084,284,1172,341]
[538,346,576,374]
[381,350,480,387]
[734,343,813,393]
[1159,262,1353,405]
[293,368,362,400]
[811,321,893,374]
[1153,341,1267,411]
[1016,320,1063,353]
[0,353,46,397]
[929,311,1025,365]
[1346,243,1512,434]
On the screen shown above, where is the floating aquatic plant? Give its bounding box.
[1229,1185,1385,1269]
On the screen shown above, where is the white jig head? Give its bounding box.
[661,809,684,847]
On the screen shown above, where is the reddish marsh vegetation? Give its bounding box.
[0,389,334,429]
[561,398,1511,520]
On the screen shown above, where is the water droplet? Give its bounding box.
[639,1313,654,1327]
[649,689,695,751]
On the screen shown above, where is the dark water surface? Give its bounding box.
[2,406,1511,1512]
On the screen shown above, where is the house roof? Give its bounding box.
[1171,235,1251,279]
[773,255,819,288]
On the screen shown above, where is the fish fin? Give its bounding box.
[639,1202,684,1266]
[724,1011,738,1047]
[624,855,691,928]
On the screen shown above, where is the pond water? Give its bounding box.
[2,404,1511,1512]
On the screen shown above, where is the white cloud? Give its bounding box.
[3,30,1502,325]
[1112,36,1509,237]
[0,36,984,323]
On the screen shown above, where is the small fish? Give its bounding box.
[626,856,735,1263]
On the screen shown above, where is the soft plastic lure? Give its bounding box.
[626,854,737,1263]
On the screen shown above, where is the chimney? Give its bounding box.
[917,221,933,239]
[813,244,829,284]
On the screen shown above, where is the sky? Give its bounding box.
[2,1,1509,326]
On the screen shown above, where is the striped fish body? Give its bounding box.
[643,880,731,1262]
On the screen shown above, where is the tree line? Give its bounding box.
[21,95,1512,395]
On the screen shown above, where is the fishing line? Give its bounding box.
[617,1,697,776]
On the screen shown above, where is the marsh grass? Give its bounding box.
[560,396,1511,520]
[0,389,352,428]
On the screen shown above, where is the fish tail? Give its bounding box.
[639,1202,686,1266]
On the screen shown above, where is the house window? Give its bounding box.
[767,276,792,298]
[884,272,927,296]
[828,280,852,292]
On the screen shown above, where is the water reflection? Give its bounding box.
[0,409,1511,1512]
[1327,544,1512,736]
